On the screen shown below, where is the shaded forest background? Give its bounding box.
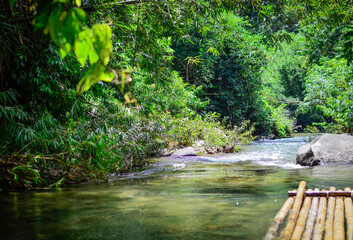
[1,0,353,189]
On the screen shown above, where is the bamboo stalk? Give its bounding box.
[291,189,313,240]
[264,197,295,240]
[312,189,327,240]
[344,187,353,240]
[280,181,306,240]
[288,190,353,197]
[302,188,320,240]
[325,187,337,240]
[333,190,345,240]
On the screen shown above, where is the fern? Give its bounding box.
[0,89,31,151]
[0,89,19,105]
[15,125,36,145]
[0,89,28,122]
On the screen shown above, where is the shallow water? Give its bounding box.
[1,134,353,239]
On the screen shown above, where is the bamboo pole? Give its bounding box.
[302,188,320,240]
[312,189,327,240]
[325,187,337,240]
[288,191,353,197]
[291,189,313,240]
[344,187,353,240]
[280,181,306,240]
[333,190,345,240]
[264,197,295,240]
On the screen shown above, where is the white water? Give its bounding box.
[121,135,313,179]
[184,136,312,169]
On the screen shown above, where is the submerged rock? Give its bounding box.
[171,147,197,157]
[296,134,353,166]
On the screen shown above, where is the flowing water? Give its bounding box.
[1,134,353,239]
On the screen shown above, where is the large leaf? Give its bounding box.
[74,41,89,67]
[92,24,112,65]
[74,28,92,67]
[76,63,114,94]
[45,3,63,37]
[73,8,86,24]
[63,9,80,46]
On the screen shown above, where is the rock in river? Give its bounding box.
[171,147,197,157]
[296,134,353,166]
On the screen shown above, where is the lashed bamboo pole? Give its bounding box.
[302,188,320,240]
[312,189,327,240]
[266,183,353,240]
[280,181,306,240]
[333,189,345,240]
[288,191,353,197]
[344,187,353,240]
[325,187,337,240]
[291,189,313,240]
[264,197,295,240]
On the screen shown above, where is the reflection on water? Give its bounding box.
[1,134,353,239]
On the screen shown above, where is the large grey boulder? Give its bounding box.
[296,134,353,166]
[171,147,197,157]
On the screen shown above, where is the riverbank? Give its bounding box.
[0,113,256,190]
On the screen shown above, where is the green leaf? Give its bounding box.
[73,8,86,24]
[63,9,79,46]
[92,24,112,65]
[75,0,82,7]
[100,69,115,81]
[76,63,114,94]
[59,42,71,59]
[74,28,93,66]
[89,49,100,64]
[206,46,220,56]
[99,48,111,65]
[74,41,89,67]
[47,4,64,45]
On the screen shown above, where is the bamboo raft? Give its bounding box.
[265,181,353,240]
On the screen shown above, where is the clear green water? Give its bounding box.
[1,135,353,239]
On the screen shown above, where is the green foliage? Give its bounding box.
[342,26,353,65]
[1,0,264,190]
[172,13,272,134]
[260,1,353,65]
[132,70,207,116]
[284,0,353,29]
[158,112,254,151]
[279,64,306,100]
[12,0,353,189]
[0,89,29,151]
[304,125,319,133]
[76,62,114,94]
[33,0,114,94]
[268,103,293,137]
[262,33,307,101]
[300,57,353,133]
[10,164,45,187]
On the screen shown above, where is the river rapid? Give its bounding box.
[1,134,353,239]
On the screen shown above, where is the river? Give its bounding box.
[1,134,353,239]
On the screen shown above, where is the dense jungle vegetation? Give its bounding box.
[1,0,353,189]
